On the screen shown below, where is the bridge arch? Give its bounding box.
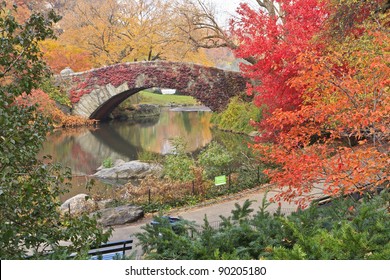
[59,61,246,120]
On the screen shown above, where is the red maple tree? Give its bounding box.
[253,22,389,207]
[231,0,329,116]
[232,0,389,206]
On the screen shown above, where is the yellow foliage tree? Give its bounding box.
[50,0,214,68]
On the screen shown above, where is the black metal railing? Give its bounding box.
[88,239,133,260]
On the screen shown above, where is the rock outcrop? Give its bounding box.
[92,204,144,226]
[92,160,163,179]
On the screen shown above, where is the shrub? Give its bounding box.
[164,154,195,182]
[102,158,113,168]
[137,191,390,260]
[39,78,71,107]
[198,141,234,179]
[212,96,262,134]
[163,137,195,182]
[16,89,97,128]
[137,150,163,163]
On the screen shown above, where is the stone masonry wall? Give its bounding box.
[58,61,247,120]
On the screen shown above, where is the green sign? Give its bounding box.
[215,175,227,186]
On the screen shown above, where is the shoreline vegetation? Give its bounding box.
[128,92,262,137]
[50,89,265,217]
[83,128,266,216]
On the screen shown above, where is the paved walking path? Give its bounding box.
[109,186,299,257]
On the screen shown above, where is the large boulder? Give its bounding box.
[96,199,115,210]
[96,159,125,171]
[60,194,98,215]
[92,160,163,179]
[92,204,144,226]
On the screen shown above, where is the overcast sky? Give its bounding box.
[209,0,257,26]
[212,0,242,14]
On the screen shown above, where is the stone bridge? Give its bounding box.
[58,61,246,120]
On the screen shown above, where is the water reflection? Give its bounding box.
[40,109,213,176]
[40,109,255,202]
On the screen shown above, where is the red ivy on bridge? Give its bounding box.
[68,62,246,112]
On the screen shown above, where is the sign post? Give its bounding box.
[214,175,227,186]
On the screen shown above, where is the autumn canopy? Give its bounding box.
[7,0,389,207]
[232,0,389,206]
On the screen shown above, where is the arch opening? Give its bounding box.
[90,87,202,121]
[90,88,146,121]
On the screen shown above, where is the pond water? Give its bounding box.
[41,107,252,201]
[41,107,213,176]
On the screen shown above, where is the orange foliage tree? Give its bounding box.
[40,40,93,73]
[16,89,97,127]
[254,18,389,207]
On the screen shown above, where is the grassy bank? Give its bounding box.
[137,90,199,106]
